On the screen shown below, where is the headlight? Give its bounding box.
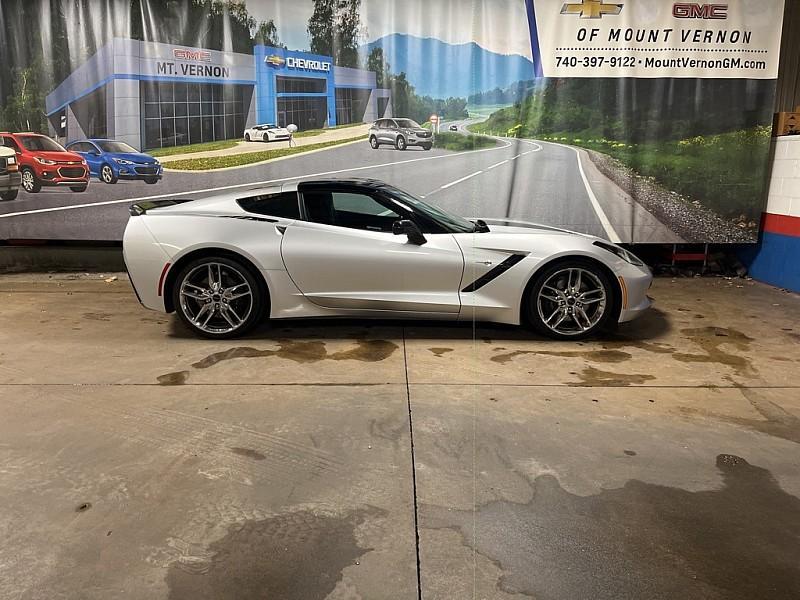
[113,158,133,165]
[81,159,87,166]
[35,156,56,165]
[7,157,15,165]
[593,240,645,267]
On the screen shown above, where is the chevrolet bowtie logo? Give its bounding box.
[265,54,286,67]
[561,0,623,18]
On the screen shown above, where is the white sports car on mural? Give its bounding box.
[243,124,291,142]
[123,179,652,340]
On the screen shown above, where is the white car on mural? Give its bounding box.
[243,124,291,142]
[123,179,652,340]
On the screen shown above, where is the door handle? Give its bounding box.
[276,225,287,235]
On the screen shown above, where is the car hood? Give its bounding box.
[108,152,157,163]
[33,151,84,162]
[453,219,604,254]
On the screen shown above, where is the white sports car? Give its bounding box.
[123,179,652,340]
[243,124,291,142]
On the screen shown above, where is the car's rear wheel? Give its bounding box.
[101,164,117,184]
[70,185,88,192]
[172,256,265,339]
[21,168,40,193]
[395,136,406,151]
[369,136,379,149]
[0,190,18,201]
[525,259,616,340]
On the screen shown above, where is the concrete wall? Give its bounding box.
[744,135,800,291]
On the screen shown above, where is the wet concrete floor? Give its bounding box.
[0,274,798,599]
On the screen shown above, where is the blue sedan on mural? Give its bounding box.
[65,139,162,184]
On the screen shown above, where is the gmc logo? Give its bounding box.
[173,48,212,62]
[673,3,728,18]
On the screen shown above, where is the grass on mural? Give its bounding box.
[293,122,365,138]
[529,128,771,219]
[164,136,364,171]
[432,132,496,151]
[147,139,239,157]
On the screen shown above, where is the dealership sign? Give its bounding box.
[265,54,331,72]
[527,0,785,78]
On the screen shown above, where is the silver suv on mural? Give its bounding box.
[369,118,433,151]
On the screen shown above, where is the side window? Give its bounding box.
[2,137,20,152]
[237,191,301,219]
[387,120,397,129]
[304,190,400,232]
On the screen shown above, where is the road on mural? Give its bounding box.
[0,122,678,243]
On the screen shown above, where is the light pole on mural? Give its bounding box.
[430,114,439,134]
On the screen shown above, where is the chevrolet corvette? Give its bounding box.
[123,179,652,339]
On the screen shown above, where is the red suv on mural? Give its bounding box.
[0,132,89,193]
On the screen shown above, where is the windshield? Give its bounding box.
[98,141,137,153]
[394,119,421,129]
[18,135,65,152]
[385,186,477,234]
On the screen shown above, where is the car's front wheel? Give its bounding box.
[70,185,88,192]
[369,136,379,149]
[0,190,18,201]
[244,133,251,142]
[395,136,407,151]
[172,256,265,339]
[422,143,432,151]
[21,168,41,193]
[525,259,616,340]
[101,164,118,184]
[144,177,159,184]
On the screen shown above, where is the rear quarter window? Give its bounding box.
[237,192,301,219]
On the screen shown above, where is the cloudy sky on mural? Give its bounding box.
[244,0,534,59]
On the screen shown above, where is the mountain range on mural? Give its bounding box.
[363,34,535,99]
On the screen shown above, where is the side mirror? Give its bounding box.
[392,219,427,245]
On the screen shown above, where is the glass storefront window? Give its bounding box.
[143,82,252,148]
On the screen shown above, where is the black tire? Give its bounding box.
[171,255,266,339]
[395,136,407,151]
[369,136,379,149]
[144,177,159,184]
[422,143,432,151]
[0,189,18,201]
[100,164,118,184]
[70,185,88,192]
[244,133,251,142]
[524,258,617,341]
[21,167,41,193]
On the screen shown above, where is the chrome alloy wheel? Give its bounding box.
[536,267,607,336]
[101,165,114,183]
[21,169,35,192]
[178,262,253,334]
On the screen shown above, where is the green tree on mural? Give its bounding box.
[367,47,390,88]
[1,62,48,133]
[254,19,283,48]
[307,0,362,67]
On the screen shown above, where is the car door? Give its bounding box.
[281,185,465,314]
[381,120,397,143]
[81,142,103,176]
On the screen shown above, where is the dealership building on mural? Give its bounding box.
[44,39,393,151]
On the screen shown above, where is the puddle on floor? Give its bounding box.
[166,508,378,600]
[673,327,756,377]
[574,366,656,386]
[157,339,398,384]
[423,454,800,599]
[491,349,632,365]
